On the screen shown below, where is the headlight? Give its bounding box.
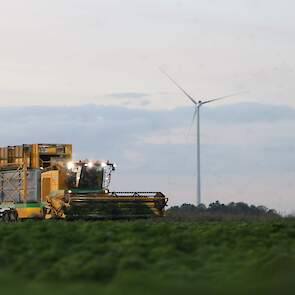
[67,162,74,170]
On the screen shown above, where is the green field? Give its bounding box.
[1,219,295,295]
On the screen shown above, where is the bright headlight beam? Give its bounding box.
[67,161,74,170]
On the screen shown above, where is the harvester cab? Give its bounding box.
[64,160,115,194]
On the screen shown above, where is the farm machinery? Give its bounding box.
[0,144,167,221]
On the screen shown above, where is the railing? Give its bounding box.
[110,192,165,198]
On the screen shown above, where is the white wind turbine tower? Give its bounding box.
[161,69,245,206]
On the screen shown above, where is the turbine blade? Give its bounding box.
[186,107,198,142]
[159,68,197,105]
[201,91,248,105]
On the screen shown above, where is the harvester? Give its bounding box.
[0,144,167,221]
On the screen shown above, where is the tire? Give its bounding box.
[9,210,18,222]
[2,211,10,223]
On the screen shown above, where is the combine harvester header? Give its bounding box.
[0,143,167,221]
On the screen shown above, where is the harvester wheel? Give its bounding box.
[9,211,18,222]
[2,212,10,223]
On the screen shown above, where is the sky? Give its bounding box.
[0,0,294,213]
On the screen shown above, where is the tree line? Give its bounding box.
[166,201,281,221]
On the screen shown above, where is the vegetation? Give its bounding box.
[167,201,281,220]
[0,213,295,294]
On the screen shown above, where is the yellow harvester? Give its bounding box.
[0,144,167,221]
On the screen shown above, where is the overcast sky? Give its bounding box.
[0,0,294,213]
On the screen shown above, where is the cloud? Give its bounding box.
[0,102,294,152]
[202,102,295,123]
[106,92,149,99]
[0,102,294,212]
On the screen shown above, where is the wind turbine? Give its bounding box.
[160,69,245,206]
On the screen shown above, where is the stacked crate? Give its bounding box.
[0,144,72,169]
[0,144,72,204]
